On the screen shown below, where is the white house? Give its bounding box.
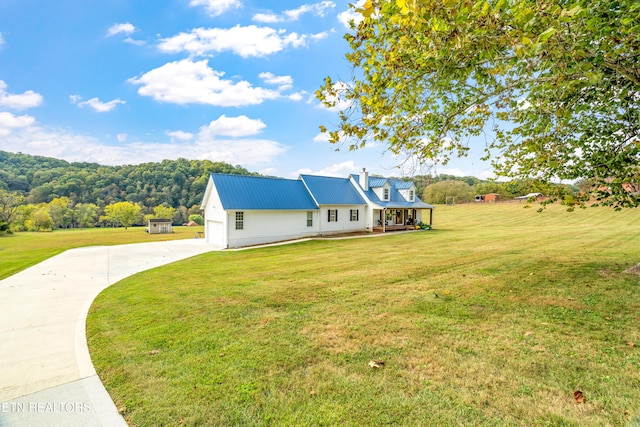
[200,169,434,248]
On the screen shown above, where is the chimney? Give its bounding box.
[359,167,369,191]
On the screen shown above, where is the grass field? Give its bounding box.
[0,225,204,281]
[83,204,639,426]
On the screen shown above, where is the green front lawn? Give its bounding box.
[88,204,640,426]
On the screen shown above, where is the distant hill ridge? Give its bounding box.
[0,150,257,209]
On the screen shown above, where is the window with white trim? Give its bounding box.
[235,211,244,230]
[307,211,313,227]
[383,188,389,201]
[350,209,359,221]
[328,209,338,222]
[409,190,415,201]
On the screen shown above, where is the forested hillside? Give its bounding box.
[0,150,256,209]
[0,150,580,232]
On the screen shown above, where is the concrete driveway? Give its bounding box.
[0,239,217,427]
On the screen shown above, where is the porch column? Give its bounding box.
[383,208,386,232]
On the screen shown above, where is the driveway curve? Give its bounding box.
[0,239,218,427]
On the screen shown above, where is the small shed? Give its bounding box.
[475,193,501,203]
[515,192,545,201]
[484,193,501,202]
[147,218,173,234]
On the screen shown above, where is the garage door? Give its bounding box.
[206,220,225,248]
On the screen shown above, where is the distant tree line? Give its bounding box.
[0,150,256,231]
[414,174,583,205]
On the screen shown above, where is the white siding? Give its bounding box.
[399,186,416,201]
[319,206,366,235]
[226,210,319,248]
[202,177,228,246]
[373,183,392,201]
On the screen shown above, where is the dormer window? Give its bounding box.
[383,188,389,200]
[409,190,415,201]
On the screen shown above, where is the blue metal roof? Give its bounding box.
[367,177,389,188]
[211,174,318,210]
[352,176,434,209]
[300,175,367,205]
[395,180,414,189]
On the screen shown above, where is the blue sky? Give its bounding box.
[0,0,494,179]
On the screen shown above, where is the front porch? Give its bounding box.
[372,224,417,233]
[373,208,432,233]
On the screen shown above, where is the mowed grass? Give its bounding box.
[87,204,640,426]
[0,226,203,280]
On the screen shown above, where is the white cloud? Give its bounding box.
[0,80,43,110]
[0,112,35,136]
[116,133,127,142]
[312,129,362,149]
[107,22,136,37]
[259,167,278,175]
[295,160,358,177]
[259,72,293,90]
[253,1,335,23]
[189,0,241,17]
[128,59,282,107]
[316,80,351,111]
[338,0,365,29]
[312,132,330,143]
[166,130,194,141]
[71,95,126,112]
[194,135,286,166]
[0,122,286,167]
[251,13,280,24]
[310,31,330,41]
[287,92,305,101]
[200,115,266,137]
[0,33,5,48]
[124,37,146,46]
[158,25,320,58]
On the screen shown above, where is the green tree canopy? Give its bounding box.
[423,180,475,204]
[0,189,25,230]
[74,203,100,228]
[153,205,176,222]
[318,0,640,208]
[188,214,204,225]
[31,207,53,232]
[47,197,73,228]
[102,202,142,229]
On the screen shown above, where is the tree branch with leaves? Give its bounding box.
[317,0,640,208]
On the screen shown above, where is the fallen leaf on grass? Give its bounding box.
[573,390,585,403]
[627,342,635,347]
[309,389,315,396]
[149,349,160,355]
[368,360,385,368]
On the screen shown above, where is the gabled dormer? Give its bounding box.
[396,181,416,202]
[369,178,392,201]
